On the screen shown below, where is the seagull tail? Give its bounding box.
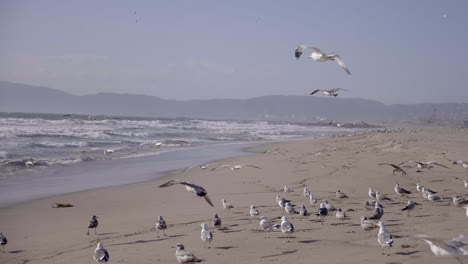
[204,195,214,207]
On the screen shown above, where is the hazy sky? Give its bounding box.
[1,0,467,104]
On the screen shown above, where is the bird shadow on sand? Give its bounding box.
[109,238,170,246]
[414,214,432,218]
[214,246,237,250]
[395,251,420,256]
[223,229,242,234]
[8,250,25,254]
[261,250,298,258]
[98,232,118,236]
[298,240,318,244]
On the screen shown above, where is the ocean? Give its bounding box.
[0,112,362,207]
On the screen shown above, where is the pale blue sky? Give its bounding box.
[1,0,467,104]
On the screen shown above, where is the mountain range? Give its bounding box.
[0,81,467,123]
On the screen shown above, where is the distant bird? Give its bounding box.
[87,215,99,235]
[283,185,292,193]
[335,190,348,199]
[376,191,391,201]
[212,213,222,229]
[200,223,213,248]
[378,163,407,175]
[299,204,308,216]
[323,200,336,211]
[428,193,443,203]
[277,196,291,208]
[409,234,468,262]
[155,140,190,149]
[360,216,376,231]
[93,242,109,262]
[285,202,299,214]
[158,180,214,207]
[416,183,424,192]
[259,216,280,238]
[464,181,468,188]
[336,208,347,223]
[180,163,218,174]
[280,216,295,242]
[303,187,311,197]
[368,188,377,198]
[452,195,468,206]
[0,232,7,251]
[249,205,260,222]
[103,149,114,155]
[310,88,349,97]
[211,164,261,171]
[309,194,318,204]
[416,161,449,169]
[421,186,437,194]
[395,182,411,196]
[295,45,351,76]
[376,221,394,252]
[317,202,328,224]
[401,200,415,216]
[364,200,382,210]
[175,244,202,263]
[156,216,167,237]
[222,199,234,213]
[25,160,34,168]
[464,206,468,218]
[369,202,384,220]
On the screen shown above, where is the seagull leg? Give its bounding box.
[95,227,97,235]
[87,229,90,236]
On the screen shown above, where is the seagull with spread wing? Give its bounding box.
[158,180,214,207]
[211,164,261,171]
[310,88,349,97]
[295,45,351,76]
[378,163,408,175]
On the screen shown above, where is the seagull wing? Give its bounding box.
[432,162,450,169]
[310,89,323,95]
[378,163,400,169]
[158,179,184,188]
[243,164,261,169]
[331,88,349,92]
[94,249,109,262]
[211,165,230,171]
[203,195,214,207]
[309,47,323,54]
[180,166,196,174]
[332,55,351,76]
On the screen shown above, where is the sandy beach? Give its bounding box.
[1,127,468,264]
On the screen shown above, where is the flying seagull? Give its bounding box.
[310,88,349,97]
[295,45,351,76]
[211,164,261,171]
[93,242,110,262]
[158,180,214,207]
[180,163,218,174]
[378,163,407,175]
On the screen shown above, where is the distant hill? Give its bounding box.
[1,81,467,122]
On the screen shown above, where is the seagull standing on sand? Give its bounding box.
[300,204,308,216]
[317,202,328,224]
[280,216,295,242]
[323,200,336,211]
[369,188,377,198]
[158,180,214,207]
[464,206,468,218]
[452,195,468,206]
[283,185,292,193]
[370,202,384,220]
[401,200,415,216]
[336,208,347,223]
[360,216,376,231]
[335,190,348,199]
[87,215,99,235]
[294,45,351,76]
[277,196,291,208]
[304,187,311,197]
[410,234,468,262]
[249,205,260,222]
[0,232,7,251]
[93,242,109,262]
[285,202,299,214]
[309,194,318,204]
[175,244,202,263]
[416,161,449,169]
[200,223,213,248]
[310,88,349,97]
[395,182,411,196]
[259,216,280,238]
[212,213,222,230]
[376,191,391,201]
[156,216,167,237]
[222,199,234,213]
[376,221,394,253]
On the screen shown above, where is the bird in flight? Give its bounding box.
[295,45,351,76]
[158,180,214,207]
[310,88,349,97]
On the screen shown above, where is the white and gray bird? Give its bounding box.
[378,163,407,175]
[376,191,391,201]
[87,215,99,235]
[159,180,214,207]
[295,45,351,76]
[259,216,280,238]
[283,185,292,193]
[317,202,328,224]
[211,164,261,171]
[369,202,384,220]
[376,221,394,252]
[335,190,348,199]
[280,216,295,242]
[409,234,468,262]
[277,196,291,208]
[401,200,415,216]
[369,188,377,198]
[93,242,110,263]
[452,195,468,206]
[310,88,349,97]
[303,187,311,197]
[156,216,167,237]
[222,199,234,213]
[200,223,213,248]
[364,200,382,210]
[323,200,336,211]
[175,244,202,263]
[309,194,318,204]
[285,202,299,214]
[299,204,308,216]
[464,206,468,218]
[360,216,376,231]
[249,205,260,222]
[212,213,222,229]
[395,182,411,196]
[0,232,7,251]
[336,208,347,223]
[416,161,449,169]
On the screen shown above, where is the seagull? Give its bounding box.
[200,223,213,248]
[369,188,377,198]
[103,149,114,155]
[155,139,190,148]
[93,242,110,262]
[277,196,291,208]
[416,161,449,169]
[285,202,299,214]
[378,163,407,175]
[360,216,376,231]
[409,234,468,262]
[376,191,391,201]
[303,187,311,197]
[212,213,222,230]
[336,208,347,223]
[259,216,280,238]
[335,190,348,199]
[158,180,214,207]
[452,195,468,206]
[323,200,336,211]
[0,232,7,251]
[283,185,292,193]
[309,194,318,204]
[401,200,415,216]
[175,244,202,263]
[156,216,167,237]
[249,205,260,222]
[87,215,99,235]
[416,183,424,192]
[376,221,394,253]
[395,182,411,196]
[364,200,382,210]
[180,163,218,174]
[428,193,443,203]
[369,202,384,220]
[464,206,468,218]
[211,164,261,171]
[222,199,234,213]
[464,181,468,188]
[295,45,351,76]
[317,202,328,224]
[281,216,295,242]
[310,88,349,97]
[299,204,308,216]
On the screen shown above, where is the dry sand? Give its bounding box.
[1,127,468,264]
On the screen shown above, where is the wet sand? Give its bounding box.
[1,127,468,264]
